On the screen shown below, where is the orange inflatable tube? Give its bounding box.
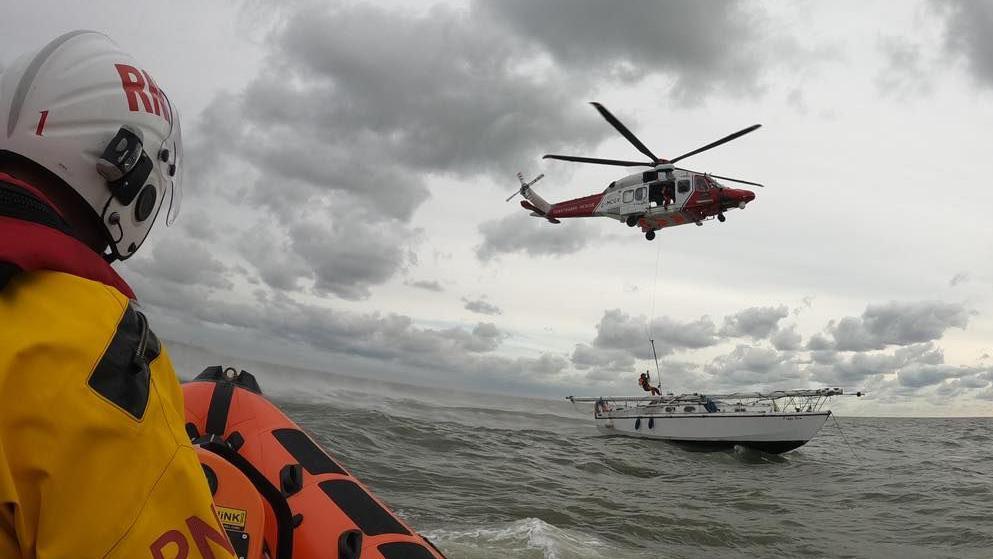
[183,366,446,559]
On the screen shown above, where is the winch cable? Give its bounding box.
[646,240,664,389]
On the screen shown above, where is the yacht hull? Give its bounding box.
[594,411,830,454]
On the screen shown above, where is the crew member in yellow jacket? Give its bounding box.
[0,31,235,558]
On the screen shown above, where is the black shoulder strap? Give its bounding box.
[0,179,71,234]
[200,441,295,559]
[0,179,72,291]
[0,261,19,291]
[205,381,235,437]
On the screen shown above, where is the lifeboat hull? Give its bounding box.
[183,366,445,559]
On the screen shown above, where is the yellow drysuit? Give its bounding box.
[0,177,234,558]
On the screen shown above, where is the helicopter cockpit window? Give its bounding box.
[622,190,634,203]
[634,187,646,202]
[677,179,691,194]
[694,175,709,192]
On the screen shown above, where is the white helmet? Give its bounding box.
[0,30,182,260]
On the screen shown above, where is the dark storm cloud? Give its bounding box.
[194,0,793,293]
[931,0,993,89]
[180,209,221,243]
[270,3,605,178]
[228,203,412,300]
[289,217,409,300]
[478,0,767,102]
[591,309,719,358]
[463,298,503,316]
[234,224,311,292]
[817,301,970,351]
[719,305,789,339]
[193,0,633,293]
[476,214,597,261]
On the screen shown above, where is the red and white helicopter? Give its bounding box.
[508,102,763,240]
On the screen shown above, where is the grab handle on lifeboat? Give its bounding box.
[338,530,362,559]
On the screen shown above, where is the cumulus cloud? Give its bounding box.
[898,363,969,389]
[591,309,719,358]
[720,305,789,339]
[809,343,935,386]
[463,297,502,316]
[931,0,993,89]
[817,301,970,351]
[771,324,802,351]
[571,343,636,379]
[704,344,802,387]
[408,280,443,292]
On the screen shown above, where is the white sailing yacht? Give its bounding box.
[568,388,862,453]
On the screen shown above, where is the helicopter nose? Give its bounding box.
[733,189,755,209]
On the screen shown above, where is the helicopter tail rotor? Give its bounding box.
[506,172,545,202]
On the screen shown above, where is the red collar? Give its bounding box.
[0,175,135,299]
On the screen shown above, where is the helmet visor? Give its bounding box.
[158,96,182,225]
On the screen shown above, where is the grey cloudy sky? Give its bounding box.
[5,0,993,415]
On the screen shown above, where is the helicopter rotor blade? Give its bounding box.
[675,167,764,188]
[590,102,661,164]
[709,173,764,188]
[668,124,762,165]
[543,154,653,167]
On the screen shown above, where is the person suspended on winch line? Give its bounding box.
[639,370,661,396]
[0,31,235,557]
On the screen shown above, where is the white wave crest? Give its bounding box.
[424,517,618,559]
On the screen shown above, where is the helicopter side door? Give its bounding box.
[620,184,649,216]
[673,177,693,209]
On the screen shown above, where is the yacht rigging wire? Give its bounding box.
[831,414,861,463]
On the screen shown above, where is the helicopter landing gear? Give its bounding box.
[626,215,640,227]
[645,230,656,241]
[717,213,726,223]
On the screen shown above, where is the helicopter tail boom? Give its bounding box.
[520,186,551,216]
[520,199,561,224]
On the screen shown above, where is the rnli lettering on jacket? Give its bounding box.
[0,174,235,558]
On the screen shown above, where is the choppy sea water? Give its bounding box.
[169,349,993,559]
